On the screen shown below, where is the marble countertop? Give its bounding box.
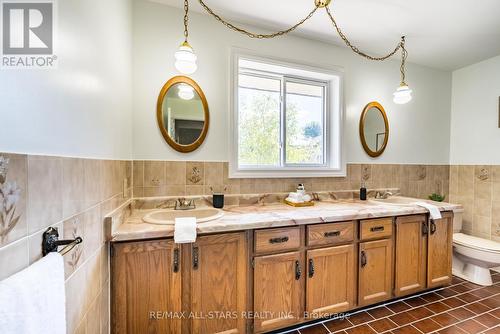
[110,197,463,242]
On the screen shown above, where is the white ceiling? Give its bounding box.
[152,0,500,71]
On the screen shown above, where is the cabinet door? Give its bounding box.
[191,233,248,334]
[395,215,427,297]
[254,251,304,333]
[112,239,182,334]
[306,245,355,317]
[428,213,453,288]
[358,239,393,306]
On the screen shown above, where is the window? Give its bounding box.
[230,51,344,178]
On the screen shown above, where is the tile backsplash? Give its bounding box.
[133,161,450,201]
[449,165,500,241]
[0,153,131,334]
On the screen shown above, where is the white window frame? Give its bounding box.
[229,49,345,178]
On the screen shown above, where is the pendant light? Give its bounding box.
[174,0,197,75]
[393,85,412,104]
[393,37,412,104]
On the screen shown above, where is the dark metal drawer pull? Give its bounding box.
[173,248,180,273]
[324,231,341,237]
[370,226,385,232]
[269,236,289,244]
[295,260,302,280]
[308,259,315,278]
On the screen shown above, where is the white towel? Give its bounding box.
[415,202,442,220]
[0,252,66,334]
[287,192,311,203]
[288,192,302,200]
[174,217,197,243]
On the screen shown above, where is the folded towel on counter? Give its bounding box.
[287,192,302,200]
[415,202,442,220]
[286,193,311,203]
[0,252,66,334]
[302,194,311,202]
[285,197,302,204]
[174,217,197,243]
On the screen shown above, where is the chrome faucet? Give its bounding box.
[175,197,196,210]
[375,191,393,199]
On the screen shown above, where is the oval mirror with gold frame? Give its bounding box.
[359,101,389,158]
[157,76,209,153]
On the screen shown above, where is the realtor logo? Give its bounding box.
[1,1,57,68]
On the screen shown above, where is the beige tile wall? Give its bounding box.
[0,153,131,334]
[133,161,450,201]
[0,155,451,334]
[449,165,500,241]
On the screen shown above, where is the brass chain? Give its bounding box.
[400,37,408,84]
[198,0,318,39]
[194,0,408,80]
[183,0,189,42]
[325,6,403,61]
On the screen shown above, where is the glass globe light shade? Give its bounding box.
[174,42,197,75]
[393,84,412,104]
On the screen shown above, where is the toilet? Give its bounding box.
[452,214,500,286]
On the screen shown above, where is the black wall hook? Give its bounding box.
[42,227,83,256]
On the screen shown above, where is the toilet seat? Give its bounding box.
[453,233,500,253]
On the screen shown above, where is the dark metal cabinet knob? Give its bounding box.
[192,246,199,270]
[173,248,180,273]
[430,220,437,235]
[295,260,301,280]
[308,259,315,278]
[422,221,428,236]
[360,250,367,267]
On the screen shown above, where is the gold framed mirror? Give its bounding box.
[359,101,389,158]
[157,76,209,153]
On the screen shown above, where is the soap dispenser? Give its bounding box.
[296,183,305,195]
[360,180,367,201]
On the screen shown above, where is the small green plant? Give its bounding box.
[428,193,445,202]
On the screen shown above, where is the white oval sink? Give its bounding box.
[369,197,417,207]
[143,208,224,225]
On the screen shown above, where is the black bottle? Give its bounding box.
[360,181,367,201]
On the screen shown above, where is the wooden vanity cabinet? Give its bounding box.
[358,219,394,307]
[111,232,248,334]
[306,244,355,317]
[394,212,453,295]
[358,238,393,306]
[253,251,305,333]
[394,215,427,297]
[427,212,453,288]
[190,233,248,334]
[111,212,455,334]
[111,239,182,334]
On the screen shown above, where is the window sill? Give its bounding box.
[228,165,347,179]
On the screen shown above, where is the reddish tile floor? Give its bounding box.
[277,272,500,334]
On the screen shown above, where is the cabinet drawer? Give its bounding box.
[255,227,300,254]
[307,222,354,247]
[360,218,393,240]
